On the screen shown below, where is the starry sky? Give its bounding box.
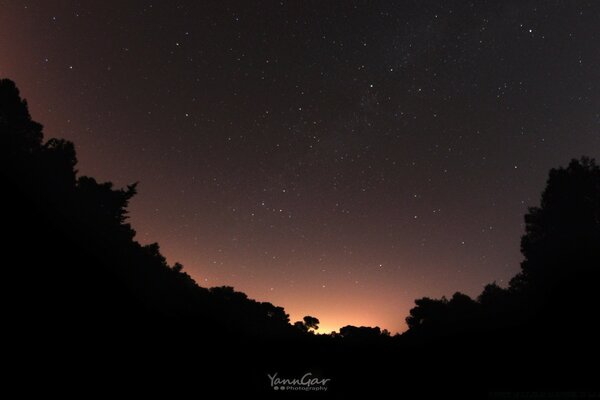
[2,1,599,333]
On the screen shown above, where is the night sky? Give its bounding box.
[2,1,599,333]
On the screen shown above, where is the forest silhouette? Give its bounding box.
[2,78,598,397]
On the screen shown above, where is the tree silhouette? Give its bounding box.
[477,282,508,307]
[303,315,320,331]
[406,296,448,331]
[339,325,384,340]
[514,157,600,292]
[172,262,184,273]
[292,315,320,332]
[404,292,478,336]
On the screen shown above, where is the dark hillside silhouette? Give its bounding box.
[3,78,599,396]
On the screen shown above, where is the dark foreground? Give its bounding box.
[3,78,599,397]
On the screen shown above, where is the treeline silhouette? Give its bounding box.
[405,157,600,341]
[3,78,599,397]
[2,77,297,338]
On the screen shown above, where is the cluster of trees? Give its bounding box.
[404,157,600,344]
[1,77,397,343]
[3,77,599,394]
[1,78,296,340]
